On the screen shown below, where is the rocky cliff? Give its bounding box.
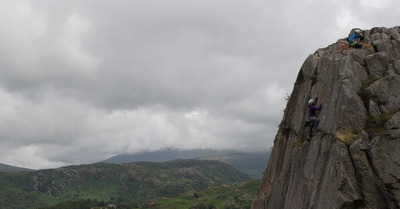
[253,26,400,209]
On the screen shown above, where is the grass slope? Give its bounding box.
[37,179,262,209]
[142,179,261,209]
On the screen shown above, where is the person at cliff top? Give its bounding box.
[347,29,364,49]
[307,96,324,139]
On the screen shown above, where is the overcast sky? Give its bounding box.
[0,0,399,169]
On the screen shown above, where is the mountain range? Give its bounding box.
[102,148,270,178]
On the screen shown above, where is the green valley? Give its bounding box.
[0,159,251,209]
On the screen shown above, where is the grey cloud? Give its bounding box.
[0,0,399,168]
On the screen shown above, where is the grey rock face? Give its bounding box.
[253,26,400,209]
[365,52,389,78]
[367,74,400,112]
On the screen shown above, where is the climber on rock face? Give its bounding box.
[347,29,365,49]
[307,96,323,140]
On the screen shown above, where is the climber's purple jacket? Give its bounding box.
[308,97,323,117]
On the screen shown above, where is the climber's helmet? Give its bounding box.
[308,99,314,105]
[355,29,362,34]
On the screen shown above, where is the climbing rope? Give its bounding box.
[340,41,373,52]
[362,42,373,50]
[305,35,373,137]
[340,43,349,52]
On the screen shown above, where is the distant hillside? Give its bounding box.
[195,152,269,179]
[102,148,270,178]
[0,159,250,209]
[0,162,35,173]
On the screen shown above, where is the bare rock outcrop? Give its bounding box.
[253,26,400,209]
